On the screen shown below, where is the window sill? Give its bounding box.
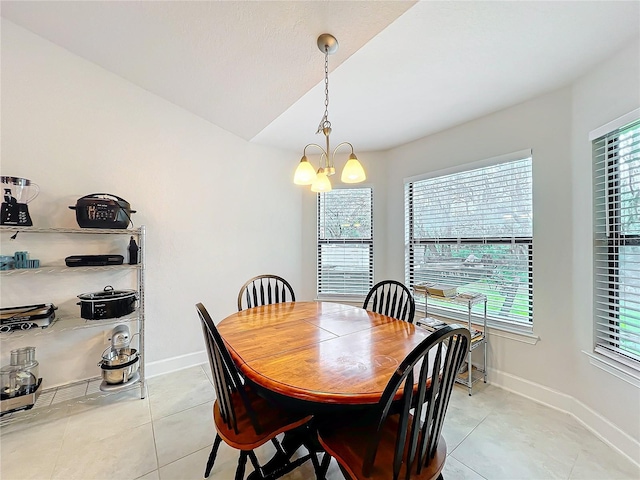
[582,350,640,388]
[315,296,364,307]
[486,324,539,345]
[415,305,538,344]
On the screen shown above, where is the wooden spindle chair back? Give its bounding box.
[363,280,416,323]
[237,275,296,311]
[363,325,470,479]
[196,303,262,435]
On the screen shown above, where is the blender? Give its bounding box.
[1,176,40,226]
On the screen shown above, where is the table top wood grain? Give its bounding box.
[217,301,433,405]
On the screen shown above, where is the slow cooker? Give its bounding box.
[77,286,137,320]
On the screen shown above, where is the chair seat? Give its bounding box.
[318,413,447,480]
[214,386,312,451]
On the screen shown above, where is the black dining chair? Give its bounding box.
[317,325,470,480]
[363,280,416,323]
[237,274,296,311]
[196,303,320,479]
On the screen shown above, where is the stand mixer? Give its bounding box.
[1,176,39,226]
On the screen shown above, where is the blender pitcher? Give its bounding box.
[1,176,40,226]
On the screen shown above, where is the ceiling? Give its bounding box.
[2,1,639,153]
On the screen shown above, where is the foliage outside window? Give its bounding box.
[318,188,373,297]
[405,152,533,326]
[593,118,640,366]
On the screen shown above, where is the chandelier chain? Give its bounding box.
[317,47,331,134]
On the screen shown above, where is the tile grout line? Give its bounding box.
[48,404,73,480]
[147,382,162,480]
[446,410,492,478]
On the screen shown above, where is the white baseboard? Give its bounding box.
[489,367,640,467]
[145,350,208,379]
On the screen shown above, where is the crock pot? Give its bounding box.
[77,285,137,320]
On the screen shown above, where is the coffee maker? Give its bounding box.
[1,176,39,226]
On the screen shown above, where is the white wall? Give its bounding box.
[379,39,640,462]
[0,20,304,385]
[570,40,640,454]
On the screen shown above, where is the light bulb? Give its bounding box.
[311,169,332,192]
[293,156,317,185]
[341,154,366,183]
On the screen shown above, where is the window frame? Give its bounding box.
[316,186,374,300]
[591,109,640,372]
[404,149,534,330]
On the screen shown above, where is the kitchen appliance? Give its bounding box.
[0,304,57,332]
[68,193,135,229]
[0,176,39,226]
[98,347,139,384]
[98,325,139,385]
[77,285,137,320]
[65,255,124,267]
[1,346,42,415]
[0,255,15,270]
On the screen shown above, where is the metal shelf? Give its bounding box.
[0,375,146,427]
[0,311,140,341]
[416,289,488,396]
[1,264,140,275]
[456,364,485,386]
[0,225,146,414]
[470,337,486,351]
[99,371,141,392]
[0,226,142,235]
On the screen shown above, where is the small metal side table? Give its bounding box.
[423,292,487,395]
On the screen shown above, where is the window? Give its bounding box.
[593,115,640,368]
[318,188,373,297]
[405,151,533,327]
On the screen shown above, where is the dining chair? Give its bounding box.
[196,303,319,479]
[317,325,470,480]
[237,274,296,311]
[363,280,416,323]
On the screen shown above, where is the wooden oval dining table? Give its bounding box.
[217,301,434,411]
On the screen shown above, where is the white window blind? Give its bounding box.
[593,118,640,366]
[405,153,533,326]
[318,188,373,297]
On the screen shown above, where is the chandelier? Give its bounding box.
[293,33,366,192]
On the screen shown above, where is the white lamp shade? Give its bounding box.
[311,170,332,192]
[294,158,317,185]
[341,157,366,183]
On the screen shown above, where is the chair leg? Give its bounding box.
[247,450,265,479]
[308,451,323,480]
[204,434,222,478]
[319,453,332,478]
[271,437,287,456]
[236,451,249,480]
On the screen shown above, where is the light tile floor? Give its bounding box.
[1,364,638,480]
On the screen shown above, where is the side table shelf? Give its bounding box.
[415,289,488,395]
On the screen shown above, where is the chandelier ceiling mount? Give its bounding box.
[293,33,366,192]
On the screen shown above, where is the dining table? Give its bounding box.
[217,300,440,478]
[217,300,435,411]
